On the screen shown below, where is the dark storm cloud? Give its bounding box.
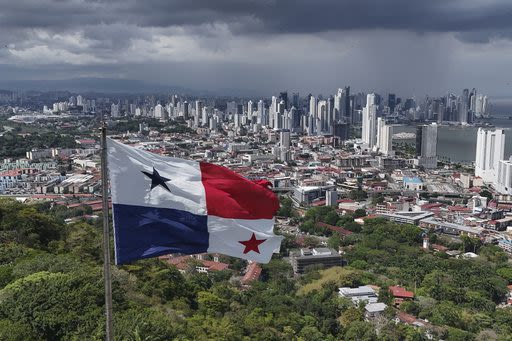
[1,0,512,42]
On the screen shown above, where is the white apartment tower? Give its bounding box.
[362,93,377,148]
[496,158,512,195]
[376,118,393,156]
[475,128,505,183]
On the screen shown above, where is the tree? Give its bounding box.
[343,321,377,341]
[277,197,294,217]
[327,234,342,250]
[339,307,363,328]
[497,267,512,283]
[0,271,104,339]
[479,189,493,202]
[197,291,229,315]
[353,209,367,219]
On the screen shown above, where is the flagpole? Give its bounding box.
[100,121,114,341]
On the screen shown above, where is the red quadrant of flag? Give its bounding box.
[200,162,279,220]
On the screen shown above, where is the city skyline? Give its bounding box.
[2,1,512,97]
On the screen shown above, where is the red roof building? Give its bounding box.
[431,244,448,252]
[241,262,262,285]
[162,255,229,273]
[316,222,353,236]
[389,286,415,299]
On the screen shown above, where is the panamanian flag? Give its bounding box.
[107,138,283,265]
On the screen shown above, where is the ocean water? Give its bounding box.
[394,97,512,163]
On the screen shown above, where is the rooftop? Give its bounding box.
[365,302,387,313]
[403,176,423,184]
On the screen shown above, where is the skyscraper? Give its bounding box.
[277,100,286,129]
[309,96,317,135]
[362,94,377,148]
[416,123,438,169]
[291,92,299,109]
[183,101,189,119]
[270,96,278,128]
[195,100,203,127]
[257,100,265,125]
[333,88,351,122]
[475,128,505,183]
[376,118,393,156]
[459,89,469,124]
[247,100,254,119]
[387,94,396,114]
[279,91,288,110]
[496,157,512,194]
[111,103,120,118]
[202,107,208,126]
[154,103,165,119]
[317,100,327,133]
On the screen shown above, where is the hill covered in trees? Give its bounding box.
[0,198,511,340]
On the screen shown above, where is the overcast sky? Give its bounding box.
[1,0,512,97]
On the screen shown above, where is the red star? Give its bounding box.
[239,233,266,254]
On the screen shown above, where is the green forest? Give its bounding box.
[0,198,511,340]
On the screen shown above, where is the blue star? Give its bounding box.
[141,167,171,192]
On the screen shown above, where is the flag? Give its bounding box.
[107,138,283,265]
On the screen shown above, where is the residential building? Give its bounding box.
[475,128,505,183]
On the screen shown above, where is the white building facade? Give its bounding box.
[475,128,505,183]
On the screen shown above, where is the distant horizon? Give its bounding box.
[1,76,511,100]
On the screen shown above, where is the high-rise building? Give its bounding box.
[327,96,334,132]
[475,128,505,183]
[362,94,377,148]
[226,101,238,116]
[288,107,298,131]
[280,129,290,149]
[376,118,393,156]
[388,94,396,114]
[333,123,350,145]
[279,91,288,110]
[496,158,512,194]
[247,100,253,118]
[154,103,165,119]
[270,96,278,128]
[195,101,203,126]
[309,96,317,135]
[459,89,469,124]
[257,100,266,125]
[111,103,120,118]
[291,92,300,109]
[326,191,338,206]
[202,107,208,126]
[317,100,327,133]
[416,123,438,169]
[183,101,189,119]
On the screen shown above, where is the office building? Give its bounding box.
[317,100,327,133]
[388,93,396,113]
[475,128,505,183]
[279,91,288,109]
[416,123,438,169]
[183,101,189,119]
[290,248,344,274]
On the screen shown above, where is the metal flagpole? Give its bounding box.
[100,122,114,341]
